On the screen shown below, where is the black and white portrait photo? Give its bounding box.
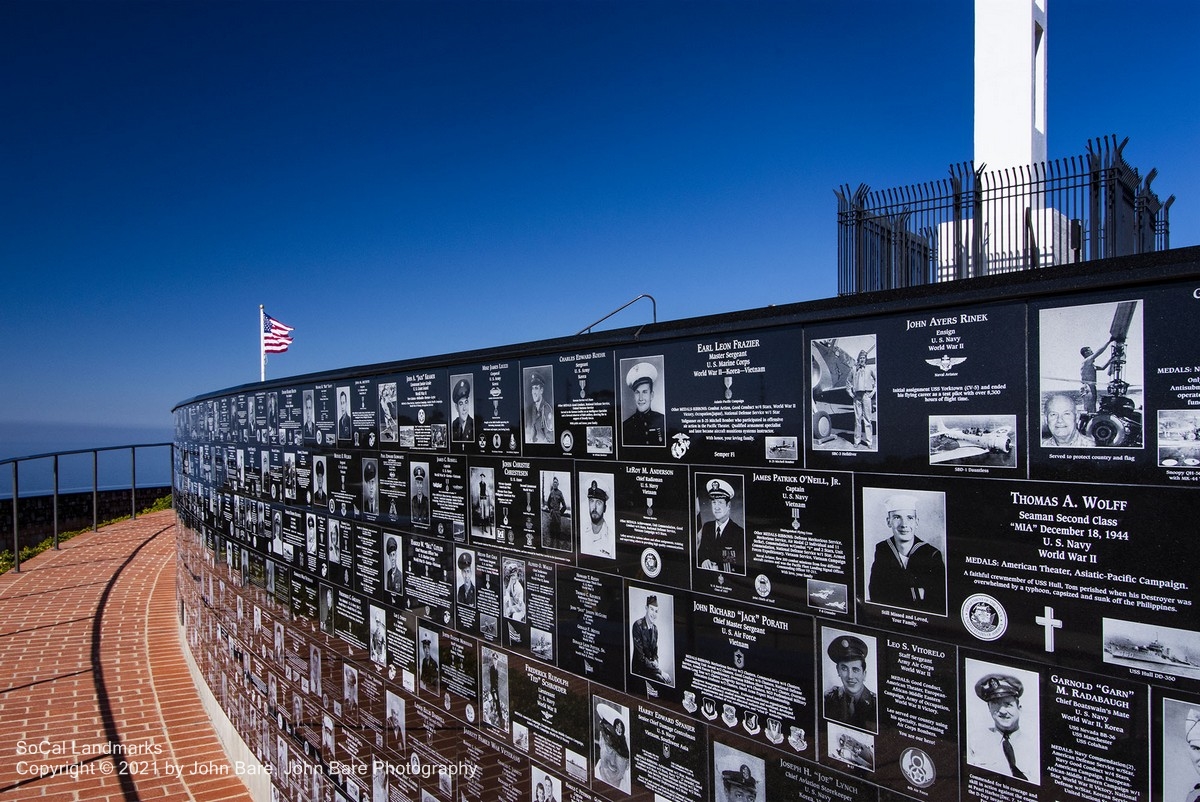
[578,471,616,559]
[410,463,430,526]
[379,381,398,443]
[964,658,1041,785]
[481,646,509,732]
[383,534,402,596]
[540,470,572,552]
[629,587,674,686]
[593,697,631,793]
[712,741,764,802]
[620,356,666,447]
[418,628,440,694]
[523,366,555,445]
[1038,299,1144,449]
[471,466,496,540]
[821,628,878,733]
[695,473,747,575]
[862,487,947,616]
[450,374,475,443]
[811,334,877,452]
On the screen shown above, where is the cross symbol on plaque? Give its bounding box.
[1035,606,1063,652]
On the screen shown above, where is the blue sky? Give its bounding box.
[2,0,1197,443]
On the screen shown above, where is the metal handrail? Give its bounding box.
[3,442,173,573]
[576,294,657,336]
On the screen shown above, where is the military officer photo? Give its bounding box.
[966,660,1040,785]
[620,357,666,446]
[822,631,878,732]
[451,376,475,442]
[384,535,401,595]
[695,475,747,575]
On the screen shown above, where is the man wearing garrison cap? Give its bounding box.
[622,360,665,446]
[867,491,946,614]
[524,369,554,444]
[456,550,476,606]
[451,377,475,442]
[967,671,1039,784]
[823,635,877,731]
[696,477,746,574]
[384,535,401,594]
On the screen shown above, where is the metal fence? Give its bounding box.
[836,135,1175,295]
[2,442,173,572]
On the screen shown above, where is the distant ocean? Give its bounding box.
[0,422,174,499]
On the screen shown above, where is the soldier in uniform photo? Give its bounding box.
[337,388,352,442]
[867,492,946,614]
[419,633,439,693]
[696,477,746,574]
[967,672,1039,784]
[630,593,672,684]
[621,359,665,446]
[384,536,401,594]
[542,475,569,551]
[823,634,878,732]
[1180,707,1200,802]
[451,377,475,442]
[411,465,430,525]
[524,369,554,444]
[312,458,328,507]
[303,391,316,439]
[362,459,379,515]
[456,551,476,606]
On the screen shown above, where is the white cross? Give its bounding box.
[1035,606,1063,652]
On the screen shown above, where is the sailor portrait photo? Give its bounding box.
[1162,697,1200,802]
[712,741,764,802]
[593,697,631,793]
[862,487,947,616]
[620,355,666,447]
[1038,299,1144,449]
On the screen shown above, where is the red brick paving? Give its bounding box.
[0,510,254,801]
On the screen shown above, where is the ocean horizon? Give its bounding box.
[1,421,174,499]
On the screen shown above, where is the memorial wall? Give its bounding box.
[173,249,1200,802]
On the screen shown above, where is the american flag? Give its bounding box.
[262,312,294,354]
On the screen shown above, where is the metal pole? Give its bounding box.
[12,462,19,573]
[131,447,137,520]
[53,455,59,549]
[92,450,99,532]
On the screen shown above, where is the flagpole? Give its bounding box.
[259,304,266,382]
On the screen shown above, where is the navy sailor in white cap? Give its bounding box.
[622,361,665,445]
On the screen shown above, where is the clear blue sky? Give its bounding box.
[2,0,1197,441]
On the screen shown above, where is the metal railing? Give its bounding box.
[836,135,1175,294]
[2,442,173,573]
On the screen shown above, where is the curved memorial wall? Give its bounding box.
[174,249,1200,802]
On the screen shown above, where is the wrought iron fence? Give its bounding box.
[2,443,173,572]
[836,135,1175,295]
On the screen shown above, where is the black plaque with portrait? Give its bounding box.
[552,348,617,460]
[509,655,591,786]
[620,327,803,467]
[398,367,450,452]
[629,694,709,802]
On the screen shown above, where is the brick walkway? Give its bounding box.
[0,510,254,802]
